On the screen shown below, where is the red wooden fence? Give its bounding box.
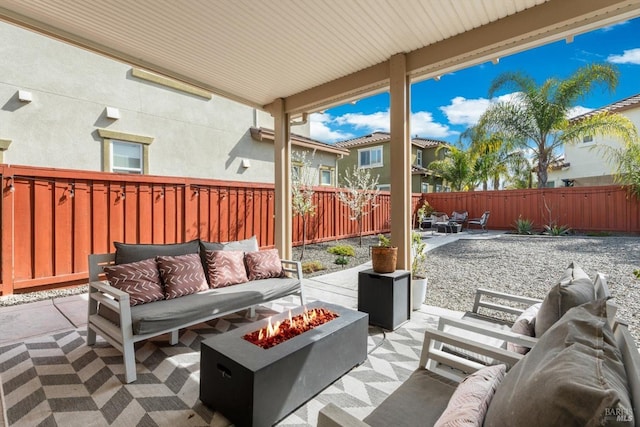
[2,165,638,295]
[0,164,391,295]
[421,186,640,233]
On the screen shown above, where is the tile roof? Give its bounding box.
[334,131,446,149]
[250,127,349,156]
[570,93,640,121]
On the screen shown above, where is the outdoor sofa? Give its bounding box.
[318,263,640,426]
[86,236,305,383]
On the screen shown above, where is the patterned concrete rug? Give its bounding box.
[0,298,437,426]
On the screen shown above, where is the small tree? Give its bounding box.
[291,151,316,260]
[337,166,380,246]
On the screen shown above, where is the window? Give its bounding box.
[583,135,593,143]
[435,184,442,192]
[421,182,429,193]
[98,128,154,174]
[358,146,383,168]
[112,141,143,174]
[377,184,390,191]
[292,163,302,182]
[416,150,423,167]
[319,166,334,186]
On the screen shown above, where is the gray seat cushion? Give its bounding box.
[133,277,299,335]
[364,368,457,427]
[100,277,300,335]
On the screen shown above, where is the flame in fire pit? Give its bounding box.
[243,307,339,349]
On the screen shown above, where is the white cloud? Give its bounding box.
[331,109,455,138]
[567,105,593,119]
[335,111,390,131]
[309,113,354,143]
[607,48,640,64]
[600,20,629,32]
[410,111,454,138]
[439,93,518,127]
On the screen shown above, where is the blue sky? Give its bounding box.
[310,17,640,145]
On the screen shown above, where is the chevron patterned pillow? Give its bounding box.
[157,253,209,299]
[103,258,164,306]
[205,250,249,288]
[244,249,284,281]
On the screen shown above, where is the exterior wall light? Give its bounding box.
[18,90,33,102]
[106,107,121,120]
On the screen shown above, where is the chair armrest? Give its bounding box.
[472,288,543,317]
[420,327,523,382]
[317,403,370,427]
[438,316,537,351]
[281,259,303,280]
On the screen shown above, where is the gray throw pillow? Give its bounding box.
[534,261,595,337]
[507,303,540,354]
[114,239,200,265]
[484,299,633,427]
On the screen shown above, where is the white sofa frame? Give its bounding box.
[317,320,640,427]
[86,253,305,383]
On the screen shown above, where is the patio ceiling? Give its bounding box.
[0,0,639,116]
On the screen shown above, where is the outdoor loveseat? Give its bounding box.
[86,236,305,383]
[318,263,640,426]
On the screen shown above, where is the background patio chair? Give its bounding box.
[467,210,490,233]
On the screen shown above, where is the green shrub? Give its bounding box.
[334,255,349,266]
[543,224,571,236]
[327,244,356,257]
[513,217,535,235]
[377,234,391,247]
[301,261,325,274]
[633,269,640,279]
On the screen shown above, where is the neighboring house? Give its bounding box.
[0,21,347,183]
[250,127,349,187]
[334,131,447,192]
[547,93,640,187]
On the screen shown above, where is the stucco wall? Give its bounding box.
[0,21,314,184]
[548,108,639,187]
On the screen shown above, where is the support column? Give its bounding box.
[272,99,293,260]
[389,54,411,271]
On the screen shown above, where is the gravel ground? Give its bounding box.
[292,235,380,277]
[426,235,640,341]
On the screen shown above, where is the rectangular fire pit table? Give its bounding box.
[199,301,368,427]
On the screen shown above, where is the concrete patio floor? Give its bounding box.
[0,229,505,346]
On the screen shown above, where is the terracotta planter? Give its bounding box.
[371,246,398,273]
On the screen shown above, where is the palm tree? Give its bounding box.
[462,126,516,190]
[606,139,640,198]
[504,151,534,189]
[479,64,637,188]
[427,144,477,191]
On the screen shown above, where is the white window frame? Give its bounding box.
[111,140,143,174]
[97,128,154,175]
[421,182,429,193]
[319,166,334,186]
[583,135,594,144]
[416,150,423,167]
[358,146,383,169]
[377,184,390,191]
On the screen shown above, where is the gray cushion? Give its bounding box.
[114,239,200,265]
[364,368,458,427]
[484,299,633,427]
[507,303,540,354]
[534,261,595,337]
[129,277,300,335]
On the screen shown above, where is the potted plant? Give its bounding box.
[371,234,397,273]
[410,232,428,310]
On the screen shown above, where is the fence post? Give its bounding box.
[1,165,14,295]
